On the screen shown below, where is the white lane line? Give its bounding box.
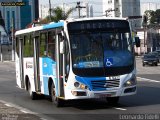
[16,86,24,89]
[5,103,12,107]
[137,77,160,83]
[0,100,36,114]
[20,110,29,113]
[0,100,47,120]
[40,118,48,120]
[114,107,127,111]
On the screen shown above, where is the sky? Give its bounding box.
[141,0,160,2]
[40,0,160,5]
[39,0,160,17]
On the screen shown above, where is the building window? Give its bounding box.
[108,0,112,4]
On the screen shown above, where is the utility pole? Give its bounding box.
[0,31,2,62]
[76,2,86,18]
[11,18,14,61]
[49,0,51,21]
[143,15,147,54]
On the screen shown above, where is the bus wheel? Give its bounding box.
[106,97,119,105]
[28,81,37,100]
[51,83,63,107]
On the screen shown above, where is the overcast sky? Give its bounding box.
[39,0,160,17]
[40,0,160,5]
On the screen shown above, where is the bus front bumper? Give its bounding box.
[66,85,137,100]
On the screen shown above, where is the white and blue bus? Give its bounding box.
[15,17,139,107]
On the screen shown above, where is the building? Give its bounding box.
[103,0,140,17]
[0,0,39,33]
[103,0,141,30]
[39,1,93,19]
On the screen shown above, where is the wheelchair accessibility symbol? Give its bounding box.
[105,58,113,67]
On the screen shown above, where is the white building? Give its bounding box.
[103,0,140,17]
[81,2,94,18]
[103,0,141,29]
[39,5,49,19]
[39,1,94,19]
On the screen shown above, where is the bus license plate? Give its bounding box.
[96,92,116,98]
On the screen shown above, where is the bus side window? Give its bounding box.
[23,34,34,57]
[48,31,56,60]
[16,37,19,57]
[40,33,47,57]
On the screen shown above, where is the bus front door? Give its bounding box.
[33,36,41,92]
[56,33,65,98]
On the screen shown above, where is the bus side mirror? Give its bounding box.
[135,37,140,47]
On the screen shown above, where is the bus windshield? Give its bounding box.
[68,20,134,76]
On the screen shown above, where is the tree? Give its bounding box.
[143,9,160,27]
[143,10,155,27]
[155,9,160,24]
[40,6,75,24]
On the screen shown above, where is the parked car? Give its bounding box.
[156,50,160,53]
[149,51,160,62]
[142,53,158,66]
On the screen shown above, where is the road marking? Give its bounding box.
[137,77,160,83]
[20,110,29,113]
[16,86,24,89]
[5,103,12,107]
[0,100,36,114]
[114,107,127,111]
[40,118,48,120]
[0,100,47,120]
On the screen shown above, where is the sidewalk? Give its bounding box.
[0,101,42,120]
[0,62,43,120]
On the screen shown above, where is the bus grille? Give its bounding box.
[91,79,120,90]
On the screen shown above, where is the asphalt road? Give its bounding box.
[0,59,160,120]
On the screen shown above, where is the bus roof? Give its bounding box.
[15,21,64,36]
[66,17,127,23]
[15,17,127,36]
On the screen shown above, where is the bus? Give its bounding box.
[15,17,139,107]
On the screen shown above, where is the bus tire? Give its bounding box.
[28,81,37,100]
[51,83,63,107]
[106,97,119,105]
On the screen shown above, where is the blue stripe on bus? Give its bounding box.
[43,22,64,29]
[42,57,57,95]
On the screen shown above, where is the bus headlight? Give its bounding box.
[80,84,86,89]
[123,76,137,87]
[74,82,88,89]
[74,82,80,88]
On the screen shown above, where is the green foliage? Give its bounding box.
[143,9,160,27]
[40,6,75,23]
[155,9,160,23]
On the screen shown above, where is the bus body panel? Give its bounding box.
[15,54,21,88]
[23,58,35,92]
[15,17,137,102]
[41,57,57,96]
[63,68,136,100]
